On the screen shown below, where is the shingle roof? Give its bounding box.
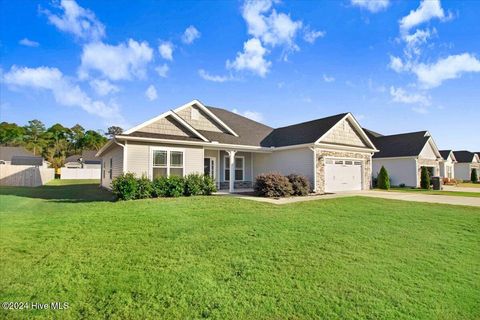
[0,146,36,161]
[363,128,383,140]
[369,131,430,158]
[126,131,205,142]
[11,156,44,166]
[65,150,102,164]
[439,150,452,160]
[453,150,476,163]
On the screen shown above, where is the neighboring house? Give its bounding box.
[439,150,456,179]
[96,100,378,193]
[0,146,48,167]
[452,151,480,181]
[365,130,442,187]
[64,150,101,169]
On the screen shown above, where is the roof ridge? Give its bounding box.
[272,112,349,130]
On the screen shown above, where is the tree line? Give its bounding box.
[0,120,123,168]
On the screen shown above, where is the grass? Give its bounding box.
[457,182,480,188]
[380,187,480,198]
[1,183,479,319]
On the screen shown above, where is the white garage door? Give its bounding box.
[325,159,362,192]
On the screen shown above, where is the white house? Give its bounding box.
[452,151,479,181]
[439,150,456,179]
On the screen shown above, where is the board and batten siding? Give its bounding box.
[372,158,417,187]
[101,144,124,188]
[253,147,314,187]
[125,142,204,178]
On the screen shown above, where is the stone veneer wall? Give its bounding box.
[315,148,372,193]
[219,181,253,190]
[417,158,440,187]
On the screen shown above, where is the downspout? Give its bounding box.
[309,146,317,193]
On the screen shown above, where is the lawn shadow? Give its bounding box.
[0,183,114,203]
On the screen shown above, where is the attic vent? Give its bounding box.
[191,108,200,120]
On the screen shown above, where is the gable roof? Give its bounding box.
[439,150,457,162]
[453,150,478,163]
[0,146,36,161]
[369,131,433,158]
[65,150,101,164]
[11,156,44,166]
[363,128,383,140]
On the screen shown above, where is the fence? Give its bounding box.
[0,165,54,187]
[60,168,101,179]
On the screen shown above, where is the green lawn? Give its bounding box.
[1,183,479,319]
[383,187,480,198]
[458,182,480,188]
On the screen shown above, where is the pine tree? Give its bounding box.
[471,169,478,183]
[377,166,390,190]
[420,167,430,189]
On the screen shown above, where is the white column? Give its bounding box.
[228,150,236,193]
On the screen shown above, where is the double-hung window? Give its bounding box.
[152,149,184,178]
[224,156,244,181]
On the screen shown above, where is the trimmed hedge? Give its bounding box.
[420,166,430,190]
[377,166,390,190]
[287,174,310,196]
[111,173,217,200]
[471,169,478,183]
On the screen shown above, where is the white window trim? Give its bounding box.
[223,155,245,182]
[149,146,186,179]
[204,157,216,180]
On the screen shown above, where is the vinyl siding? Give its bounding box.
[321,118,368,147]
[454,163,472,180]
[372,158,417,187]
[139,116,192,136]
[253,148,314,186]
[100,144,124,189]
[419,142,438,160]
[176,105,225,132]
[125,141,203,178]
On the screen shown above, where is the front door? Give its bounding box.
[204,158,216,179]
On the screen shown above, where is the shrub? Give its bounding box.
[184,174,204,196]
[152,177,169,197]
[377,166,390,190]
[254,173,293,198]
[111,173,138,200]
[136,175,153,199]
[399,183,406,188]
[201,175,217,195]
[420,166,430,190]
[471,169,478,183]
[165,176,185,197]
[287,174,310,196]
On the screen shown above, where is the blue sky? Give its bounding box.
[1,0,479,150]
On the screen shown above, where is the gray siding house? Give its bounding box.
[96,100,378,193]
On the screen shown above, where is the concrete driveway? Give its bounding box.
[230,190,480,207]
[443,185,480,193]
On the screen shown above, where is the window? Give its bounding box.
[109,158,113,179]
[335,160,343,165]
[103,161,106,178]
[354,161,362,165]
[224,156,244,181]
[151,149,184,178]
[345,160,353,165]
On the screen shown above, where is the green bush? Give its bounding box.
[377,166,390,190]
[165,176,185,197]
[201,175,217,195]
[136,175,153,199]
[420,167,430,190]
[184,173,204,196]
[111,173,138,200]
[471,169,478,183]
[152,177,169,197]
[254,173,293,198]
[287,174,310,196]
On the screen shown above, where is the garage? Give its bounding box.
[324,159,362,192]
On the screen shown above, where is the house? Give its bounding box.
[439,150,456,179]
[0,146,48,167]
[452,151,479,181]
[365,130,442,187]
[96,100,378,193]
[64,150,101,169]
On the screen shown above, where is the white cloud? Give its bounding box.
[322,74,335,82]
[303,28,325,44]
[389,55,407,73]
[41,0,105,41]
[232,108,263,122]
[89,79,119,96]
[155,64,169,78]
[412,53,480,88]
[182,25,201,44]
[390,86,431,106]
[198,69,230,83]
[79,39,153,81]
[351,0,390,13]
[242,0,302,56]
[403,28,435,58]
[399,0,451,34]
[145,85,158,101]
[158,41,174,61]
[226,38,271,77]
[3,66,125,125]
[19,38,39,47]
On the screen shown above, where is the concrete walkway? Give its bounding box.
[225,190,480,207]
[443,185,480,193]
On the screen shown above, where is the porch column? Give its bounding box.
[228,150,237,193]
